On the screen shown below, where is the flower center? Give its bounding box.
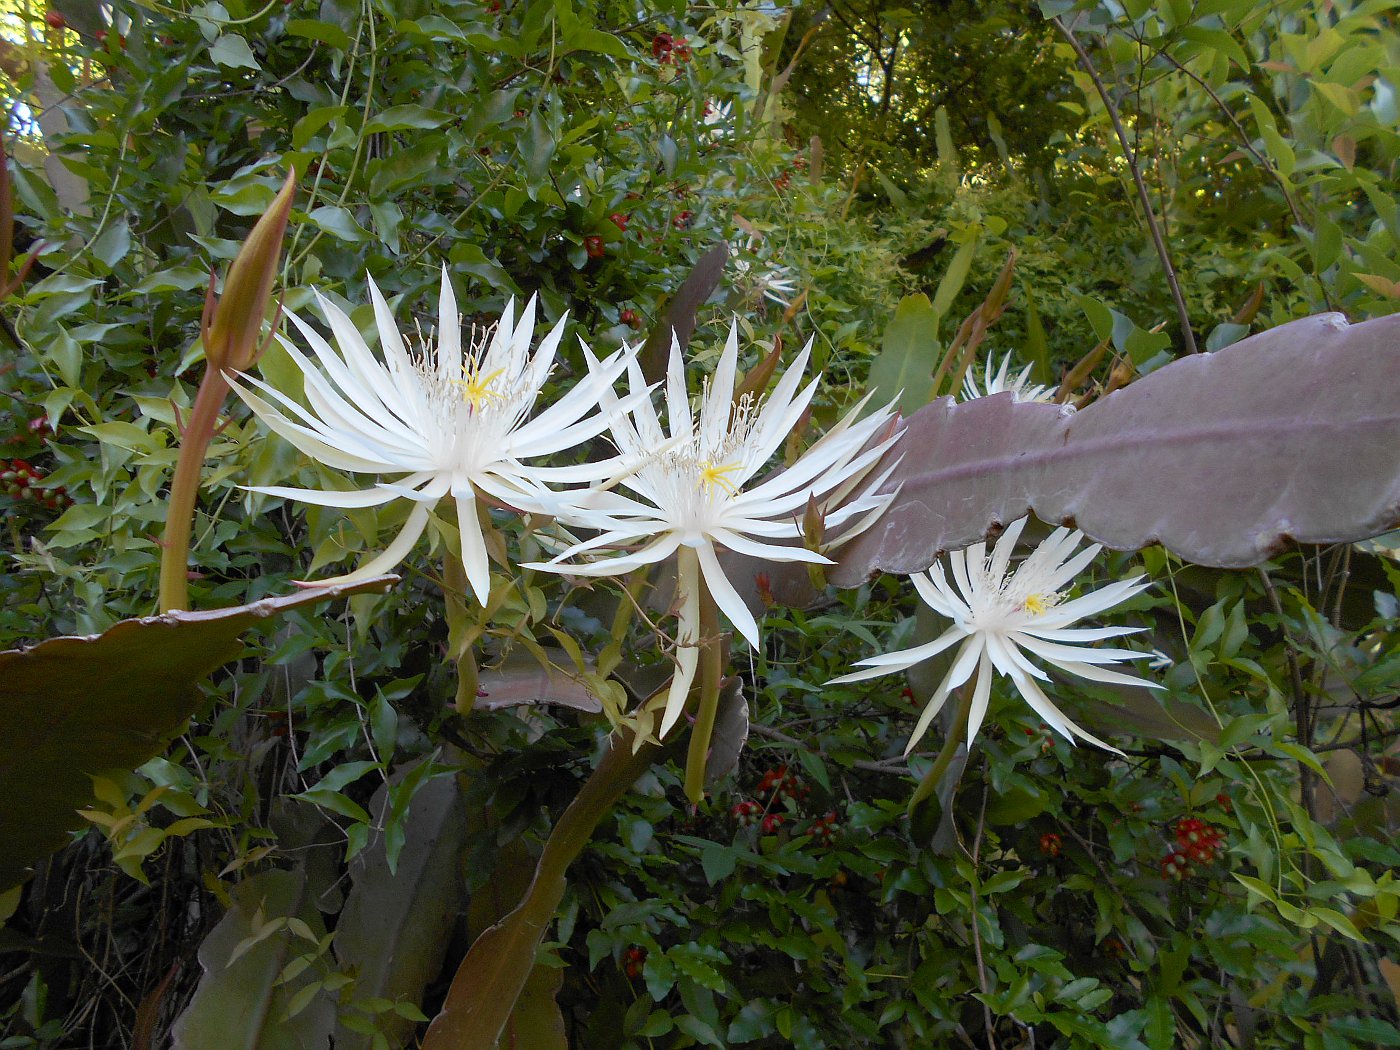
[457,366,506,411]
[698,459,742,496]
[1021,591,1058,616]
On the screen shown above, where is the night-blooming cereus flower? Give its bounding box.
[833,517,1158,753]
[961,352,1054,403]
[229,268,637,602]
[531,327,901,737]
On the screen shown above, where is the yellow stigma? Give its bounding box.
[1022,592,1053,616]
[457,366,505,410]
[698,459,742,496]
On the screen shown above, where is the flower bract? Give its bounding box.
[834,517,1158,753]
[230,268,636,601]
[531,326,900,736]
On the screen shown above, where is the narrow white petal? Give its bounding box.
[455,493,491,603]
[245,482,413,508]
[963,649,996,746]
[902,636,979,754]
[830,625,966,683]
[696,541,761,649]
[301,501,432,585]
[659,548,702,736]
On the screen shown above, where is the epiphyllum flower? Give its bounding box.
[834,518,1158,753]
[961,352,1054,403]
[533,327,900,736]
[230,269,635,601]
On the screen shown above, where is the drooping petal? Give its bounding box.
[659,547,702,736]
[696,540,760,649]
[297,501,432,587]
[455,492,491,602]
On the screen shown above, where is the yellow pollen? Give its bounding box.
[698,460,742,496]
[1022,592,1053,616]
[456,366,505,409]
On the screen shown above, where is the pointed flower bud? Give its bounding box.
[204,170,295,372]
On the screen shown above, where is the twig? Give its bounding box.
[1054,16,1199,354]
[967,781,996,1049]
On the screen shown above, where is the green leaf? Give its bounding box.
[865,293,942,415]
[170,869,334,1050]
[208,33,260,70]
[0,578,396,891]
[562,26,630,59]
[292,105,348,150]
[362,105,448,135]
[930,233,978,320]
[700,844,737,884]
[334,770,468,1050]
[284,18,351,50]
[308,205,369,243]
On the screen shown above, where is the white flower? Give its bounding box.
[530,326,900,736]
[731,258,799,308]
[961,352,1054,403]
[230,268,637,602]
[702,100,732,139]
[833,517,1159,753]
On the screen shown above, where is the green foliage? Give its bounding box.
[0,0,1398,1048]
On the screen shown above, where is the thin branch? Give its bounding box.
[1054,17,1199,354]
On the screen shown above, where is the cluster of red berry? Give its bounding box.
[809,811,839,846]
[729,800,783,834]
[622,945,646,978]
[1039,832,1062,858]
[583,235,605,259]
[757,765,809,802]
[619,308,641,329]
[1160,816,1226,880]
[2,459,70,509]
[651,32,690,63]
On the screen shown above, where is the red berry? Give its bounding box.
[671,37,690,62]
[584,235,605,259]
[1039,832,1062,858]
[45,10,65,29]
[761,813,783,834]
[609,212,629,231]
[673,210,693,229]
[1160,850,1191,880]
[730,799,760,827]
[651,32,673,60]
[619,308,640,329]
[622,946,647,978]
[93,28,106,42]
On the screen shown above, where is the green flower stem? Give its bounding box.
[682,577,722,804]
[423,725,663,1050]
[908,682,975,817]
[158,368,232,613]
[442,550,481,716]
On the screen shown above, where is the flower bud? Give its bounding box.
[204,170,295,373]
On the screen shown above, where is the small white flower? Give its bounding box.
[834,517,1159,753]
[530,326,900,736]
[230,268,637,601]
[702,100,732,140]
[961,352,1054,403]
[731,258,799,307]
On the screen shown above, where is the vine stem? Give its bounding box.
[158,368,230,613]
[683,576,722,804]
[1054,16,1199,354]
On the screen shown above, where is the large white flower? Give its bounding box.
[530,326,900,735]
[834,517,1158,753]
[230,268,637,601]
[961,352,1055,403]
